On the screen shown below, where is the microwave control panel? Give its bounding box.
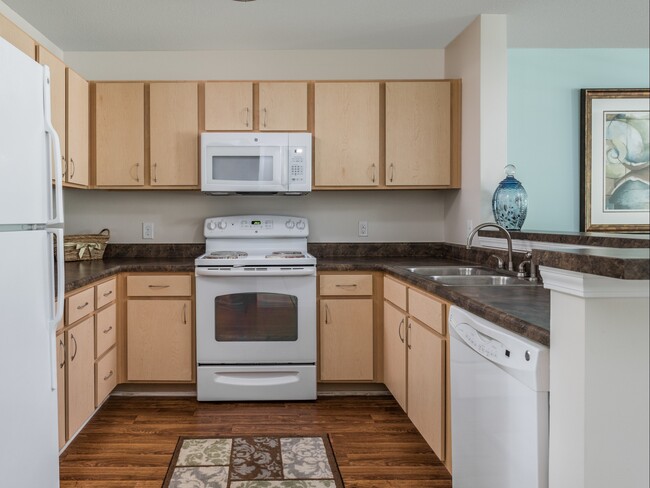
[289,146,307,184]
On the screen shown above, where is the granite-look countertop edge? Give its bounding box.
[64,258,195,292]
[318,257,551,346]
[534,247,650,280]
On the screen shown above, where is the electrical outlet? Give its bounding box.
[142,222,154,239]
[358,220,368,237]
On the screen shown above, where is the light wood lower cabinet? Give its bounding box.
[318,273,375,381]
[382,275,448,463]
[56,332,66,450]
[127,299,193,381]
[66,315,95,438]
[126,273,194,382]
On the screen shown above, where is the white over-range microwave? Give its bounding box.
[200,132,312,195]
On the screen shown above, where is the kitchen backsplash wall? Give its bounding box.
[63,189,448,243]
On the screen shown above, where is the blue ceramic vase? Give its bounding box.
[492,164,528,230]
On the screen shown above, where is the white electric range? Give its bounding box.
[195,215,317,401]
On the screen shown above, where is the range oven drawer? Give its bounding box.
[197,365,317,401]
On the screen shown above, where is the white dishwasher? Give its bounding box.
[449,306,550,488]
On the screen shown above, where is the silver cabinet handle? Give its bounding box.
[262,108,268,128]
[335,283,357,288]
[69,158,76,178]
[103,325,113,334]
[103,290,113,297]
[62,157,67,178]
[182,303,187,325]
[244,107,250,127]
[70,334,78,361]
[130,163,140,182]
[398,318,405,343]
[77,302,89,310]
[407,322,412,350]
[58,338,66,369]
[153,163,158,183]
[324,303,331,324]
[371,163,376,183]
[103,370,114,381]
[389,163,395,183]
[148,284,170,288]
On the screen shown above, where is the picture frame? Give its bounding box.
[580,88,649,232]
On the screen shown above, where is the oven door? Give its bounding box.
[196,271,316,364]
[202,144,288,193]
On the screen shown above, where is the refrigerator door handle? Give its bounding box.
[43,66,64,226]
[47,227,64,390]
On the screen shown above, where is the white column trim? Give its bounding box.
[540,266,649,298]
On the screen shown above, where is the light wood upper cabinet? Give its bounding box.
[94,82,145,186]
[66,69,89,187]
[0,14,36,59]
[258,82,308,131]
[149,82,199,186]
[385,81,452,187]
[37,46,66,179]
[204,82,253,131]
[314,82,380,187]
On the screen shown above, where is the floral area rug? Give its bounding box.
[162,435,345,488]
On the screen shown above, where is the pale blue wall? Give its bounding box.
[508,49,649,232]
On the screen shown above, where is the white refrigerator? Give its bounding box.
[0,37,65,487]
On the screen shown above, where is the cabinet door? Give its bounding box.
[258,82,308,131]
[385,81,451,186]
[383,301,407,411]
[204,82,253,131]
[319,298,373,381]
[407,319,445,460]
[66,69,89,186]
[314,82,380,187]
[127,299,193,381]
[66,316,95,438]
[56,333,66,449]
[150,82,199,186]
[0,14,36,59]
[37,46,66,180]
[95,82,145,186]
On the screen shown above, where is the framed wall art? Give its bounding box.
[580,88,649,232]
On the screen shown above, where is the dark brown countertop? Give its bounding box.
[535,247,650,280]
[64,257,195,292]
[317,257,550,346]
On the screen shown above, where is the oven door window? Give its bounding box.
[214,293,298,342]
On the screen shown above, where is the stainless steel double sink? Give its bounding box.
[406,266,537,286]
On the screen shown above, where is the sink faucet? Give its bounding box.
[466,222,514,271]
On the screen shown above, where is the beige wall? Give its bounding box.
[443,15,508,244]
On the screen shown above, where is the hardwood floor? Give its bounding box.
[59,395,452,487]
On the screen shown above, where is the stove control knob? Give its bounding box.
[296,220,306,230]
[207,221,217,230]
[217,220,227,230]
[285,219,295,229]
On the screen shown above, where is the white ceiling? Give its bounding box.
[4,0,650,51]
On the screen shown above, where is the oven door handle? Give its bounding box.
[196,267,316,277]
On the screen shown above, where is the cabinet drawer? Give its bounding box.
[320,274,373,296]
[96,278,117,308]
[66,287,95,324]
[127,275,192,297]
[408,288,446,335]
[95,347,117,407]
[95,303,117,358]
[384,276,407,310]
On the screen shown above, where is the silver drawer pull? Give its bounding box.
[398,318,405,343]
[335,284,358,288]
[59,338,66,369]
[70,334,78,361]
[103,370,114,381]
[103,326,113,334]
[76,301,89,310]
[148,284,170,288]
[103,290,113,297]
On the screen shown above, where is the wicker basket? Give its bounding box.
[60,229,110,262]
